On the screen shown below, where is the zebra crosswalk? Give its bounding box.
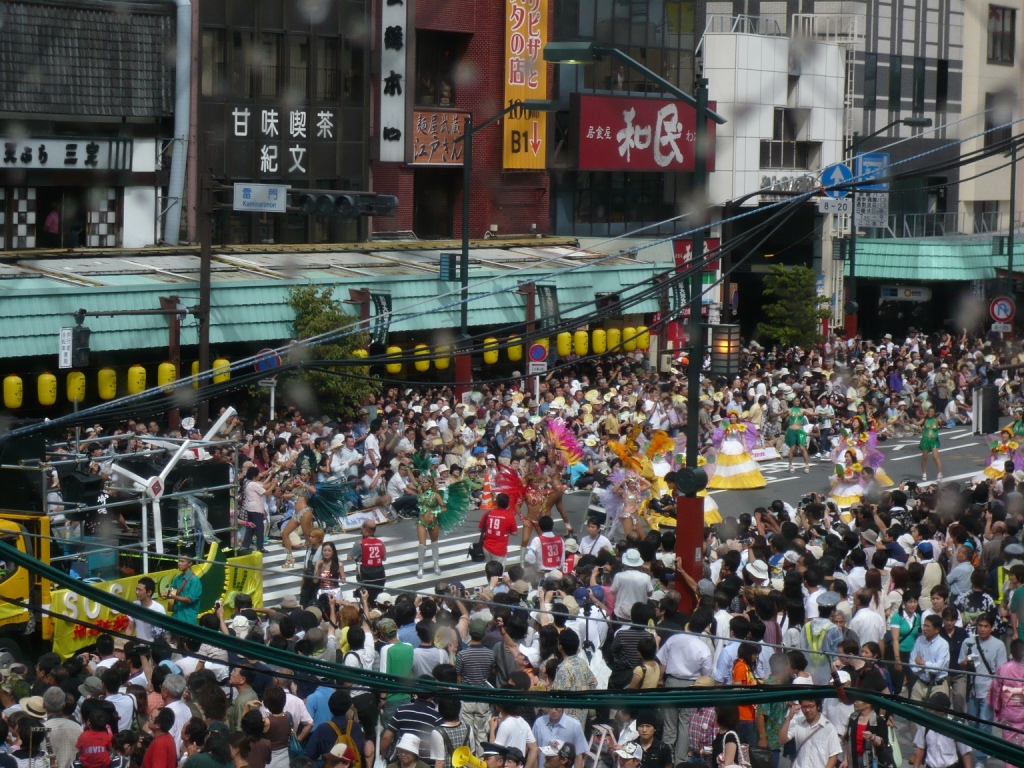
[260,528,527,606]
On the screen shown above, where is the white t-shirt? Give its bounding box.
[130,600,167,642]
[495,715,536,753]
[363,433,380,466]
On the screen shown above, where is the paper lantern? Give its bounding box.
[592,329,607,354]
[127,365,146,395]
[483,337,499,365]
[435,345,451,371]
[414,344,431,373]
[97,368,116,400]
[556,332,572,357]
[507,336,523,362]
[623,326,637,352]
[3,375,23,409]
[537,338,549,353]
[37,372,57,406]
[636,325,650,351]
[607,327,622,352]
[191,361,200,389]
[212,357,230,384]
[573,330,589,356]
[386,346,403,375]
[352,348,369,359]
[158,362,177,392]
[67,371,86,403]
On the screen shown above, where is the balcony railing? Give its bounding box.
[858,211,1024,238]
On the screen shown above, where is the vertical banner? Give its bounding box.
[537,284,559,331]
[379,0,408,162]
[503,0,548,169]
[370,293,393,345]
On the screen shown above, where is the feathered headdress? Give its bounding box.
[412,451,433,474]
[545,418,583,466]
[494,464,527,513]
[645,429,675,459]
[607,438,644,473]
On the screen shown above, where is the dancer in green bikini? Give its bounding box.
[918,405,943,482]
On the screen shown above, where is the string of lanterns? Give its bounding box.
[381,325,649,374]
[2,357,233,409]
[3,325,653,407]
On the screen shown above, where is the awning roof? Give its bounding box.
[846,238,1012,280]
[0,238,673,359]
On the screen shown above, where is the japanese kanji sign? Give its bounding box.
[0,138,132,171]
[412,110,469,165]
[503,0,547,169]
[229,108,334,178]
[575,95,716,173]
[379,0,409,162]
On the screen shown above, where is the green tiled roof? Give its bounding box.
[0,265,664,360]
[846,239,1012,280]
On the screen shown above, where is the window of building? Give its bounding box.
[912,57,926,112]
[201,29,227,97]
[572,171,675,228]
[317,37,339,101]
[258,33,282,99]
[936,59,949,113]
[287,36,310,99]
[988,6,1016,64]
[415,31,463,107]
[759,108,816,169]
[974,200,1000,233]
[888,55,903,110]
[230,31,254,99]
[985,92,1013,147]
[863,53,877,110]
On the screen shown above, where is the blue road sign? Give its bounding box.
[821,163,852,198]
[856,152,890,191]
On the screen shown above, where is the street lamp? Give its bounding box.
[845,116,932,335]
[708,324,741,376]
[453,98,556,395]
[544,41,726,611]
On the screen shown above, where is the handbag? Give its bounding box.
[286,713,304,759]
[469,513,489,561]
[716,731,751,768]
[747,747,773,768]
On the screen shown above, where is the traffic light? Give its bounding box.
[294,191,399,218]
[72,326,90,367]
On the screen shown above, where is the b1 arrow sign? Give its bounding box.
[822,163,852,198]
[530,121,542,155]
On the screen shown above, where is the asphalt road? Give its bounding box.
[260,422,995,605]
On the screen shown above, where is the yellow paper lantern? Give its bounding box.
[483,337,499,365]
[127,364,146,395]
[607,327,622,352]
[191,361,200,388]
[435,345,451,371]
[158,362,177,392]
[623,326,637,352]
[212,357,231,384]
[3,374,23,409]
[573,330,589,356]
[37,372,57,406]
[97,368,116,400]
[352,348,369,358]
[414,344,431,373]
[507,336,523,362]
[537,338,549,354]
[592,328,607,354]
[386,345,403,375]
[636,325,650,351]
[556,332,572,357]
[67,371,86,403]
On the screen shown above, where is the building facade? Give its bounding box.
[0,1,174,250]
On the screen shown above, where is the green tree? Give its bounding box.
[755,264,831,348]
[286,285,378,417]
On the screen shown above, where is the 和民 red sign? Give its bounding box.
[575,94,716,173]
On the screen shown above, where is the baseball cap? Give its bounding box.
[327,744,357,764]
[481,744,507,758]
[612,743,642,760]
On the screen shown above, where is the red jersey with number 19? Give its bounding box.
[479,508,518,557]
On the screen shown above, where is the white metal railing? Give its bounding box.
[790,13,865,44]
[696,14,785,55]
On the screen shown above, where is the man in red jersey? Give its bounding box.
[480,493,519,565]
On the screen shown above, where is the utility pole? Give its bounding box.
[196,172,212,431]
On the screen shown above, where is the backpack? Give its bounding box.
[327,720,363,768]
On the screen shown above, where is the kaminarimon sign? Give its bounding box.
[575,94,716,173]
